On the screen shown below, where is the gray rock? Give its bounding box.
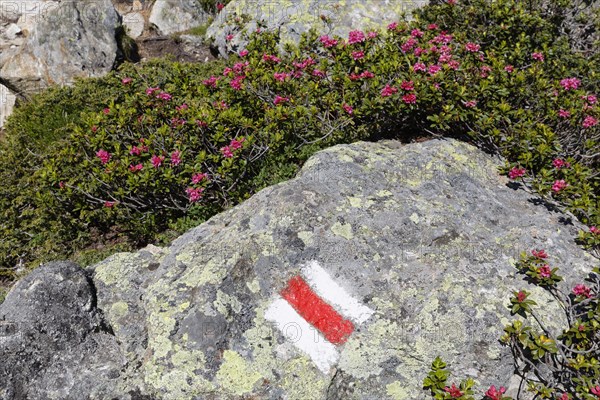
[206,0,428,58]
[0,83,16,128]
[1,139,595,399]
[0,0,119,96]
[148,0,210,35]
[122,11,145,38]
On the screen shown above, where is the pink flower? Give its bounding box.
[532,249,548,259]
[186,187,204,202]
[273,95,289,105]
[129,163,143,172]
[516,291,527,303]
[558,109,571,118]
[130,146,141,156]
[438,53,452,63]
[590,226,600,235]
[584,95,597,105]
[427,23,439,30]
[104,201,116,208]
[312,69,326,78]
[591,385,600,395]
[552,158,569,169]
[480,65,492,78]
[220,146,233,158]
[414,47,426,57]
[413,62,427,72]
[146,87,160,96]
[342,103,353,115]
[225,34,234,41]
[203,76,218,88]
[400,81,414,91]
[151,154,165,168]
[230,77,244,90]
[531,52,544,61]
[96,149,111,164]
[351,51,364,60]
[573,284,592,298]
[411,28,424,38]
[360,71,375,79]
[552,179,568,192]
[381,85,398,97]
[121,77,132,85]
[239,49,249,57]
[156,92,172,101]
[538,264,552,278]
[319,35,338,48]
[190,173,207,185]
[583,115,598,128]
[176,103,188,112]
[447,60,460,70]
[508,167,526,179]
[444,383,463,398]
[463,100,477,108]
[216,2,224,11]
[262,54,281,63]
[367,31,378,39]
[504,65,514,73]
[558,393,569,400]
[274,72,289,82]
[348,30,365,44]
[485,385,507,400]
[447,0,456,4]
[560,77,581,91]
[230,137,245,150]
[401,38,417,52]
[170,150,182,166]
[465,42,480,52]
[387,22,398,31]
[428,64,442,75]
[91,125,98,132]
[103,108,110,115]
[402,93,417,104]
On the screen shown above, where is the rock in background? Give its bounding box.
[207,0,427,58]
[0,0,119,97]
[0,138,595,399]
[0,83,16,128]
[149,0,211,35]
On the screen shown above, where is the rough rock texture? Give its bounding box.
[149,0,210,35]
[0,83,16,128]
[207,0,427,58]
[0,0,119,96]
[0,139,596,399]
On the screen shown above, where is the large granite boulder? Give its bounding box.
[0,0,119,96]
[149,0,210,35]
[0,139,595,399]
[206,0,427,58]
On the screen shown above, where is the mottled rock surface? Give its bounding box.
[207,0,427,58]
[0,139,596,399]
[149,0,210,35]
[0,0,119,96]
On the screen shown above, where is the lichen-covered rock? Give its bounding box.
[0,0,119,96]
[1,139,595,399]
[206,0,427,58]
[149,0,210,35]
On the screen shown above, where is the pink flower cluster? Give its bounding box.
[351,51,364,60]
[558,109,571,118]
[203,76,218,88]
[402,93,417,104]
[151,155,165,168]
[465,42,480,52]
[319,35,338,48]
[413,62,427,72]
[274,72,290,82]
[342,104,353,115]
[170,150,182,166]
[485,385,507,400]
[185,187,204,202]
[220,137,245,158]
[583,115,598,128]
[552,158,570,169]
[508,167,526,179]
[560,77,581,91]
[573,284,592,298]
[387,22,398,31]
[348,70,375,80]
[531,52,544,61]
[552,179,568,192]
[273,95,289,105]
[538,264,552,278]
[444,383,462,398]
[590,226,600,235]
[191,172,208,184]
[96,149,111,164]
[381,84,398,97]
[463,100,477,108]
[532,249,548,259]
[129,163,143,172]
[347,30,365,44]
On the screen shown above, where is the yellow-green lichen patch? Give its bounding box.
[331,221,354,240]
[178,255,228,288]
[246,277,260,294]
[109,301,129,320]
[280,358,329,400]
[297,230,313,246]
[216,350,262,396]
[348,196,362,208]
[386,381,410,400]
[214,290,242,317]
[94,252,139,289]
[339,319,405,379]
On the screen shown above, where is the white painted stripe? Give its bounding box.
[301,260,375,324]
[265,297,339,374]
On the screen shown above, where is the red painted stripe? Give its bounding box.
[281,275,354,345]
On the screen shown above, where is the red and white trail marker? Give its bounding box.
[265,261,374,373]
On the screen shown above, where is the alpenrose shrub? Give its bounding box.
[1,0,598,280]
[424,250,600,399]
